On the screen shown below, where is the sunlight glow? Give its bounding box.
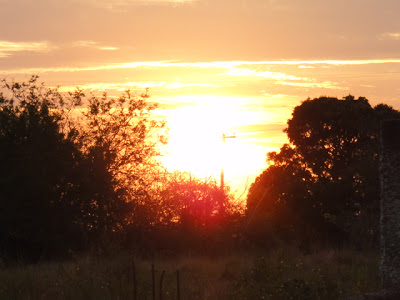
[57,81,218,93]
[6,59,400,75]
[159,95,271,193]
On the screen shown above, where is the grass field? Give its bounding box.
[0,247,380,299]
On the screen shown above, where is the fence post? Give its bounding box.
[132,260,137,300]
[177,270,181,300]
[159,270,165,300]
[152,264,156,300]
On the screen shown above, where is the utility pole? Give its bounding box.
[220,133,236,189]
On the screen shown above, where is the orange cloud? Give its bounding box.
[222,67,304,81]
[57,81,218,92]
[76,0,197,11]
[0,40,52,57]
[73,40,119,51]
[3,59,400,75]
[380,32,400,40]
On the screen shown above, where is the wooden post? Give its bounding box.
[152,264,156,300]
[132,260,137,300]
[220,133,236,189]
[176,270,181,300]
[159,270,165,300]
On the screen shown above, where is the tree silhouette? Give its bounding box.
[70,88,167,237]
[247,96,400,247]
[125,171,241,254]
[0,77,84,259]
[0,76,166,260]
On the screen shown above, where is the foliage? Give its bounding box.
[0,76,242,260]
[158,172,235,230]
[0,76,166,260]
[67,87,166,236]
[124,171,243,255]
[0,76,83,259]
[247,96,400,247]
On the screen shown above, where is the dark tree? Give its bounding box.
[0,76,166,260]
[70,89,166,238]
[246,145,316,244]
[247,96,400,247]
[0,77,84,259]
[158,172,235,231]
[130,171,240,248]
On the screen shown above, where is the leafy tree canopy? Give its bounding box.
[247,95,400,247]
[0,76,166,259]
[0,76,239,260]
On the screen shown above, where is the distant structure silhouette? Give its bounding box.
[345,119,400,300]
[220,133,236,189]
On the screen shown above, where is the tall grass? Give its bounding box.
[0,247,379,299]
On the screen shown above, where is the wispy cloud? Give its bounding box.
[222,67,304,81]
[73,40,119,51]
[135,0,197,4]
[74,0,197,11]
[118,59,400,68]
[245,59,400,66]
[0,40,52,58]
[4,59,400,74]
[1,61,170,73]
[57,81,217,92]
[147,59,400,68]
[278,80,346,90]
[380,32,400,40]
[222,67,345,90]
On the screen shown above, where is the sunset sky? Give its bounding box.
[1,0,400,195]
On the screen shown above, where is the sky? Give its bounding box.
[1,0,400,195]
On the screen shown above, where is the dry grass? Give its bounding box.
[0,247,380,299]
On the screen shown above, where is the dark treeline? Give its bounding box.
[0,77,398,262]
[0,76,239,261]
[247,96,400,250]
